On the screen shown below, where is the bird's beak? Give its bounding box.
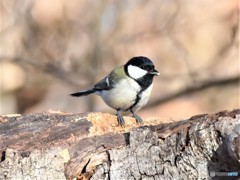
[149,69,160,76]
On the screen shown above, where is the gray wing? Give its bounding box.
[93,76,112,90]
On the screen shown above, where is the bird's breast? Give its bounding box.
[99,78,140,110]
[132,84,153,112]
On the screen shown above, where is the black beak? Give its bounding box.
[149,69,160,76]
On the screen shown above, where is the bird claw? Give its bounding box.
[130,110,143,124]
[132,114,143,124]
[117,110,125,126]
[116,110,143,126]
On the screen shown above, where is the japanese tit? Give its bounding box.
[70,56,159,126]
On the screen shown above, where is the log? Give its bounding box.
[0,109,240,179]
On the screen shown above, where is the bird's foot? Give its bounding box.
[117,110,125,126]
[130,110,143,124]
[132,113,143,124]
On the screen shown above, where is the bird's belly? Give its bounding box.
[99,79,140,110]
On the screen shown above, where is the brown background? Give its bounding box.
[0,0,239,120]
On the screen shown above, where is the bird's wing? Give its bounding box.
[93,76,112,90]
[93,65,126,91]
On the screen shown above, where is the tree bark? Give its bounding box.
[0,110,239,179]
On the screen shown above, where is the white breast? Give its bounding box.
[98,78,141,111]
[133,84,153,112]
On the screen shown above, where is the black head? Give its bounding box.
[124,56,159,90]
[124,56,159,79]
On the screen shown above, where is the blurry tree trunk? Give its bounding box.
[0,110,239,179]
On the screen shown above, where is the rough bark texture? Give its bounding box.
[0,110,239,180]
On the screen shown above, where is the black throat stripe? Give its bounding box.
[126,89,143,112]
[124,66,154,112]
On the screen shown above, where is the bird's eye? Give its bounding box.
[141,65,147,69]
[141,65,152,71]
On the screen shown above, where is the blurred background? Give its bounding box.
[0,0,239,120]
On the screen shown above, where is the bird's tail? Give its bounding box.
[70,89,96,97]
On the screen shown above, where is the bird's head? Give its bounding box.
[124,56,159,80]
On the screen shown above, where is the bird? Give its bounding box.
[70,56,159,126]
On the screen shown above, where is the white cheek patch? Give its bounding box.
[128,65,147,79]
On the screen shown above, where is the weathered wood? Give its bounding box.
[0,110,240,179]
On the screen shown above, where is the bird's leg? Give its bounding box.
[116,109,125,126]
[130,110,143,124]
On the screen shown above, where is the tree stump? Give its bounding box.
[0,109,240,179]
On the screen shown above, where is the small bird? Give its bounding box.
[70,56,159,126]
